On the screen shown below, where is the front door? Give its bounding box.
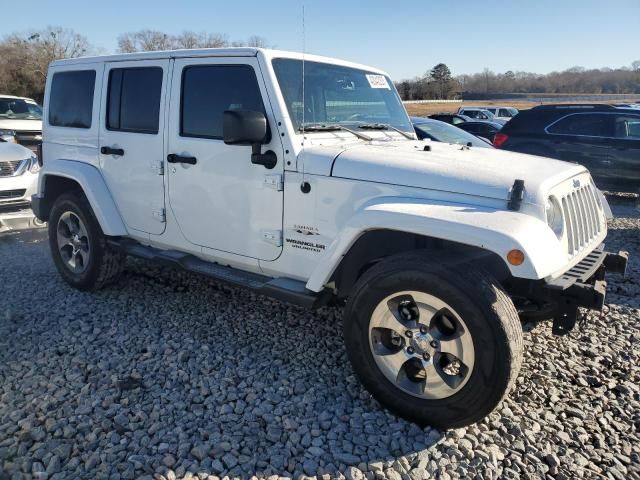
[99,60,169,235]
[166,57,284,261]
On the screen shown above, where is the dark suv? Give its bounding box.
[495,104,640,193]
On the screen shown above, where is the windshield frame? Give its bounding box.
[271,57,413,136]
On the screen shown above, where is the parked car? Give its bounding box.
[481,106,519,121]
[33,48,626,428]
[457,107,507,125]
[0,95,43,153]
[0,142,39,209]
[456,121,503,143]
[495,104,640,193]
[428,113,472,125]
[411,117,493,147]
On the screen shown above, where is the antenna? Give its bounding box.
[300,3,309,191]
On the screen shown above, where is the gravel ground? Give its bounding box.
[0,203,639,480]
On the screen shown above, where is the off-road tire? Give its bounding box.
[48,192,125,291]
[343,252,523,428]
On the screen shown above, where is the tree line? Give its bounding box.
[1,26,638,103]
[0,26,271,103]
[396,62,640,100]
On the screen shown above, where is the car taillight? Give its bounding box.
[493,133,509,148]
[37,143,43,167]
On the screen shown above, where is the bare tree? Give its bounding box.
[632,60,640,72]
[0,26,93,101]
[117,30,271,53]
[117,30,173,53]
[174,31,229,49]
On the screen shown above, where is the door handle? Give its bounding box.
[100,146,125,156]
[167,154,197,165]
[600,159,612,165]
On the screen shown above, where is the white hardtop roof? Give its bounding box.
[50,48,388,76]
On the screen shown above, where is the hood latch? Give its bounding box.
[508,179,525,211]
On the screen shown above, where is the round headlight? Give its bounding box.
[545,196,564,238]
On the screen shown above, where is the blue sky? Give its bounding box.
[7,0,640,80]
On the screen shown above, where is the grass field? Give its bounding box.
[404,99,618,117]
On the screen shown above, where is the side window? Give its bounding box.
[181,65,265,139]
[107,67,163,134]
[548,114,614,137]
[452,116,464,125]
[499,108,511,117]
[49,70,96,128]
[614,116,640,139]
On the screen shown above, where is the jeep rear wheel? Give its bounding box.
[49,192,125,291]
[343,253,523,428]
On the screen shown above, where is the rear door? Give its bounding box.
[99,60,169,235]
[545,113,615,181]
[610,113,640,192]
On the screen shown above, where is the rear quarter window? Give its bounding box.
[49,70,96,128]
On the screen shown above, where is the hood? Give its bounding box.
[329,140,586,205]
[0,142,35,161]
[0,118,42,132]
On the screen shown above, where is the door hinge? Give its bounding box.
[152,208,166,223]
[262,229,283,247]
[264,174,283,191]
[150,162,164,175]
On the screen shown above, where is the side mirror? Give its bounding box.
[223,109,268,145]
[223,110,276,169]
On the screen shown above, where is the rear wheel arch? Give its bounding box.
[39,175,84,221]
[332,229,511,299]
[38,167,127,237]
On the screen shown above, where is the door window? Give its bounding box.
[180,65,265,139]
[49,70,96,128]
[107,67,163,134]
[498,108,512,117]
[548,113,614,137]
[614,116,640,139]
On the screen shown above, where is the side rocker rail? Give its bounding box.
[108,239,331,309]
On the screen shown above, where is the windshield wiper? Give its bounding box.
[357,123,416,140]
[299,123,373,141]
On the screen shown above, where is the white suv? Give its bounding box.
[33,48,627,428]
[482,106,519,121]
[0,95,43,153]
[0,142,39,208]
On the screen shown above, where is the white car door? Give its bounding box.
[166,56,284,261]
[99,60,169,235]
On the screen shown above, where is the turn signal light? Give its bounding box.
[507,249,525,266]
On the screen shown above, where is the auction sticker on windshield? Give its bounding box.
[366,74,390,89]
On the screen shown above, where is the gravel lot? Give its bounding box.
[1,202,639,480]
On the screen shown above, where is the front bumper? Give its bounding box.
[0,172,38,208]
[511,245,628,335]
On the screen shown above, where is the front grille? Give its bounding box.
[561,182,602,256]
[0,189,26,200]
[0,160,22,177]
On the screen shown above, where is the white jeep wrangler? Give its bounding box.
[33,48,627,428]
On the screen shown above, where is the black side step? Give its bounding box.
[111,240,330,309]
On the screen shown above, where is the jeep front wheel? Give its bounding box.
[343,253,523,428]
[49,192,125,291]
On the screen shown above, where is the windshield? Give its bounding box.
[272,58,412,134]
[0,98,42,120]
[414,120,492,148]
